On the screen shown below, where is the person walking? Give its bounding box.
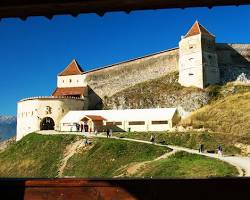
[76,124,80,132]
[217,144,223,157]
[150,134,155,144]
[83,135,88,146]
[109,128,113,137]
[106,128,110,138]
[199,144,204,153]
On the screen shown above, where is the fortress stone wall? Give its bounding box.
[85,48,179,98]
[85,43,250,98]
[216,43,250,83]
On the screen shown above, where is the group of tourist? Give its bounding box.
[76,123,85,132]
[149,134,223,156]
[199,143,223,156]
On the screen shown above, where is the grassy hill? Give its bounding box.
[0,133,238,178]
[133,151,238,178]
[63,138,169,177]
[183,91,250,136]
[113,131,244,155]
[0,133,78,177]
[0,133,168,178]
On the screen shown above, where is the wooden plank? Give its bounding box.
[1,0,250,19]
[1,178,250,199]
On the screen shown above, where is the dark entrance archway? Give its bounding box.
[40,117,55,130]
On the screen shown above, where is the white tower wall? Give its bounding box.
[57,74,87,88]
[16,97,85,141]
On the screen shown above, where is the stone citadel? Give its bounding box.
[16,21,250,140]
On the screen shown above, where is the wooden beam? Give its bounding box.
[0,178,250,199]
[0,0,250,19]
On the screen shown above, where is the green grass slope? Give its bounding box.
[135,151,238,178]
[0,133,239,178]
[0,133,78,177]
[0,134,169,178]
[113,131,242,155]
[63,138,169,177]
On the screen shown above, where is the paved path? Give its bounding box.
[38,131,250,177]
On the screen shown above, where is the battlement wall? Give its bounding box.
[216,43,250,82]
[85,48,179,98]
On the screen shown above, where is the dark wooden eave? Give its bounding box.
[1,0,250,20]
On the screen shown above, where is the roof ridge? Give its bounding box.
[58,59,84,76]
[184,21,214,38]
[196,21,201,33]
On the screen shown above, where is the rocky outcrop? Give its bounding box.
[104,73,210,115]
[0,136,15,151]
[235,73,250,84]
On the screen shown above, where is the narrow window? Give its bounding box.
[189,73,194,76]
[128,121,145,125]
[152,121,168,125]
[114,122,122,125]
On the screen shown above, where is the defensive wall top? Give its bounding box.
[19,96,85,103]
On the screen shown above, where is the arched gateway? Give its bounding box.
[40,117,55,130]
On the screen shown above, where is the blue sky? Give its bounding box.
[1,5,250,115]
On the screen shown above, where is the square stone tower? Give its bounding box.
[52,59,89,109]
[178,21,220,88]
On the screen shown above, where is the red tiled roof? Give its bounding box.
[82,115,106,121]
[58,59,84,76]
[52,87,86,96]
[184,21,214,38]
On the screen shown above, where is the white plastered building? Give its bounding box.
[60,108,180,132]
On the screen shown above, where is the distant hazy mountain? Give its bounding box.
[0,116,16,141]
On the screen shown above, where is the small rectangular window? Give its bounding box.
[128,121,145,125]
[189,73,194,76]
[106,122,114,126]
[152,121,168,125]
[114,122,122,125]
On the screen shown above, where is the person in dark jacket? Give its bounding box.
[106,128,110,138]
